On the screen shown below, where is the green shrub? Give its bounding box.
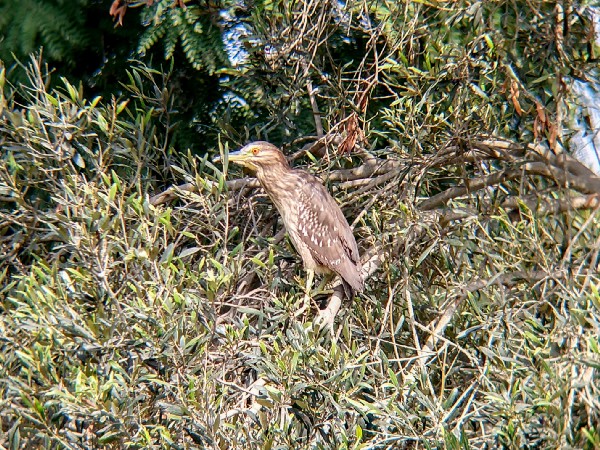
[2,0,600,445]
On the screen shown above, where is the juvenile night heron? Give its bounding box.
[218,141,363,312]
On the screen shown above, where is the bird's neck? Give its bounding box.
[255,163,293,194]
[253,163,303,267]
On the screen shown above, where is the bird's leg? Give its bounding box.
[293,268,314,318]
[303,268,315,311]
[314,273,334,295]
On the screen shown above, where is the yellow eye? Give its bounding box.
[251,147,259,156]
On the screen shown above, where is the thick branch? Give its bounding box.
[502,193,600,215]
[419,161,600,211]
[418,168,523,211]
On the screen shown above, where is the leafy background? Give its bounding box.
[1,0,600,448]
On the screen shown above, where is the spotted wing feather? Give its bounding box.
[295,171,363,292]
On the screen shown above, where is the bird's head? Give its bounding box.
[217,141,289,172]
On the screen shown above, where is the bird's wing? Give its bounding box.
[296,171,362,290]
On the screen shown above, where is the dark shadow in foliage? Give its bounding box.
[0,0,143,97]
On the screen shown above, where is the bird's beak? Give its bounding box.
[215,147,260,172]
[214,149,245,165]
[225,149,245,162]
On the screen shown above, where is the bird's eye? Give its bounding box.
[252,147,259,156]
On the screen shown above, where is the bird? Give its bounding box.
[217,141,363,313]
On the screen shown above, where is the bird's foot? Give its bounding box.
[316,305,336,330]
[315,286,343,333]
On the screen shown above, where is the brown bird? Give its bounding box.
[218,141,363,311]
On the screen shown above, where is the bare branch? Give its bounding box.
[502,193,600,215]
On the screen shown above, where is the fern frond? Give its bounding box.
[136,0,229,74]
[0,0,89,64]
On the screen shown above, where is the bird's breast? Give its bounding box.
[263,185,321,271]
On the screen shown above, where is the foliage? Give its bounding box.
[0,0,229,153]
[1,0,600,448]
[0,0,91,63]
[0,0,144,95]
[138,0,229,74]
[218,0,597,150]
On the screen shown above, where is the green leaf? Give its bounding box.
[179,247,201,258]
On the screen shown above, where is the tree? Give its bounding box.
[1,1,600,448]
